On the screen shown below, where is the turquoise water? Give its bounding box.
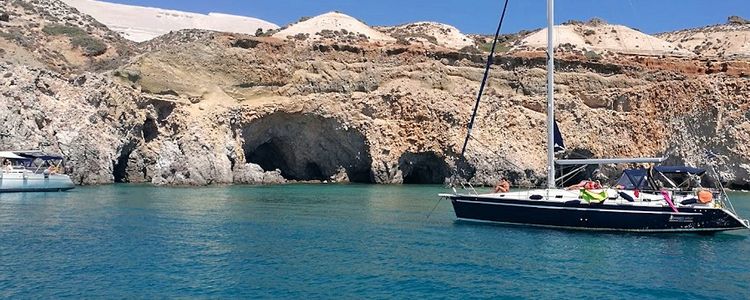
[0,184,749,299]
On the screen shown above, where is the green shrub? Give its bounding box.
[0,28,33,47]
[70,35,107,56]
[479,42,510,53]
[12,0,35,12]
[584,50,602,61]
[42,24,86,36]
[42,24,107,56]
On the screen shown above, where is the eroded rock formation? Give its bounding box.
[1,1,750,188]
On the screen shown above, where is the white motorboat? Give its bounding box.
[0,151,75,193]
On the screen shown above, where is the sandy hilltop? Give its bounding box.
[59,0,279,42]
[1,0,750,188]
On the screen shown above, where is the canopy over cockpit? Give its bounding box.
[14,151,65,161]
[0,151,27,160]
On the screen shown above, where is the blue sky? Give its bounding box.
[103,0,750,34]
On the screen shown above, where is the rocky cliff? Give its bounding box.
[1,1,750,189]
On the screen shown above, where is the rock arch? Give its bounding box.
[398,151,451,184]
[240,112,374,183]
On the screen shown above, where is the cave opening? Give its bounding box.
[113,141,136,183]
[246,139,289,176]
[241,112,374,183]
[142,117,159,143]
[399,152,451,184]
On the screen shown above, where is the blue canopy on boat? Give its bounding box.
[654,166,706,176]
[616,169,650,189]
[15,152,64,160]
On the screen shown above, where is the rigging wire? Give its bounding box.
[451,0,511,187]
[457,0,511,161]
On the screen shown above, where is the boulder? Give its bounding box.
[233,163,286,185]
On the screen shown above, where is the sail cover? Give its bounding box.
[553,121,565,153]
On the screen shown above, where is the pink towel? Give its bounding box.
[660,190,679,213]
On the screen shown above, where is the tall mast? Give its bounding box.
[546,0,556,188]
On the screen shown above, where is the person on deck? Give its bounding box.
[494,177,510,193]
[2,159,11,172]
[567,180,602,190]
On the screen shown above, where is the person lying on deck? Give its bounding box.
[567,180,602,190]
[494,177,510,193]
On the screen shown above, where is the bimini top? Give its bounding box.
[616,168,650,190]
[0,151,26,159]
[14,151,64,160]
[654,166,706,176]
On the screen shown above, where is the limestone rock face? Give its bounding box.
[0,63,145,184]
[112,32,750,188]
[2,1,750,189]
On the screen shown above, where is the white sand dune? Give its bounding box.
[517,24,693,57]
[379,22,473,49]
[61,0,278,42]
[274,12,395,42]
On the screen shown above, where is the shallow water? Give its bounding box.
[0,184,748,299]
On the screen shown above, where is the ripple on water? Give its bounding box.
[0,185,748,298]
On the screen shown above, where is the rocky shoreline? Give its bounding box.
[2,1,750,189]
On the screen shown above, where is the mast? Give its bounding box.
[546,0,556,188]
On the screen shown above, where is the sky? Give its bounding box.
[102,0,750,34]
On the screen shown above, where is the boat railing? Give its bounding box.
[706,163,737,215]
[1,166,65,176]
[458,181,479,195]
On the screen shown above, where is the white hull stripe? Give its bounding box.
[455,199,704,216]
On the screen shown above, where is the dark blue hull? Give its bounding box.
[449,195,749,233]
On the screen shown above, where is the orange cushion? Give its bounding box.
[697,190,713,204]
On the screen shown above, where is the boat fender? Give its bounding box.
[618,192,635,202]
[529,194,543,200]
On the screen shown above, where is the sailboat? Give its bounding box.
[442,0,750,232]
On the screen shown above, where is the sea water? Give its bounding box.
[0,184,748,299]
